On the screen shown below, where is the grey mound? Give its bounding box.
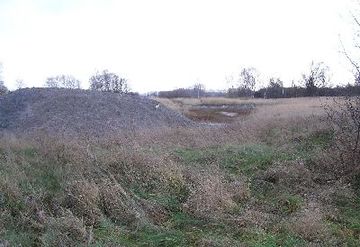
[0,88,194,136]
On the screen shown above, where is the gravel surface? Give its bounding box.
[0,88,194,135]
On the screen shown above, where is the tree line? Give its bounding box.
[43,70,129,94]
[0,69,130,96]
[1,63,360,99]
[156,62,360,99]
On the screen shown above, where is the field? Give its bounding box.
[0,95,359,246]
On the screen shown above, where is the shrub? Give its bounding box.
[324,96,360,179]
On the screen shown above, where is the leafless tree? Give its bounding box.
[89,70,128,94]
[302,61,330,96]
[322,7,360,180]
[16,79,25,89]
[340,2,360,85]
[238,67,259,97]
[268,77,283,88]
[265,77,284,98]
[44,75,81,89]
[324,97,360,178]
[193,83,205,98]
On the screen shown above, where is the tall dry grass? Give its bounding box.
[0,96,355,246]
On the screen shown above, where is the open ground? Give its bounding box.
[0,92,359,246]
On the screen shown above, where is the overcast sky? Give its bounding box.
[0,0,358,92]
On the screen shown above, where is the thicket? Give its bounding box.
[324,96,360,180]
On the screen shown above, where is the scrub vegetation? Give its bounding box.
[0,94,359,246]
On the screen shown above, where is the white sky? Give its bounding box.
[0,0,358,93]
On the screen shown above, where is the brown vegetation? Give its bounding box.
[0,96,359,246]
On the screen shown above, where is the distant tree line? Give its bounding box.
[253,84,360,99]
[158,87,204,98]
[157,84,360,99]
[157,62,360,99]
[45,75,81,89]
[43,70,129,94]
[1,58,359,99]
[0,67,132,96]
[236,62,360,98]
[156,83,228,98]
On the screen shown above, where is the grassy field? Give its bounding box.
[1,97,359,246]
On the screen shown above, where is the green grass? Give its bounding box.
[93,209,243,246]
[0,122,358,247]
[1,229,38,247]
[280,194,303,214]
[328,193,360,246]
[252,232,306,247]
[0,142,312,247]
[131,181,189,213]
[93,199,309,246]
[250,179,304,216]
[174,144,291,176]
[294,130,333,158]
[21,147,38,158]
[93,218,191,246]
[238,228,307,247]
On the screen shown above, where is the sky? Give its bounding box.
[0,0,358,93]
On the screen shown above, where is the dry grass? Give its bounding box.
[41,211,88,246]
[0,96,358,246]
[99,180,143,226]
[183,170,239,218]
[65,180,102,226]
[285,202,329,242]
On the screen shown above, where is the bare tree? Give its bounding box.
[89,70,128,94]
[238,67,258,97]
[302,61,330,96]
[16,79,25,89]
[324,97,360,178]
[44,75,81,89]
[193,83,205,98]
[340,2,360,85]
[322,8,360,180]
[268,77,283,88]
[265,77,284,98]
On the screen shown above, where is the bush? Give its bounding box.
[324,96,360,179]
